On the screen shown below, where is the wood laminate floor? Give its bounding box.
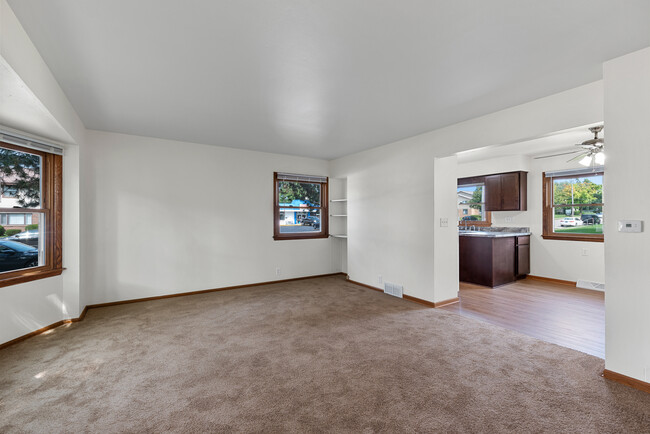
[440,278,605,358]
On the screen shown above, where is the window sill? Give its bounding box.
[0,267,64,289]
[273,233,330,241]
[541,234,604,243]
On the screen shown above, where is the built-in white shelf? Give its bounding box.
[330,199,348,202]
[330,214,348,217]
[330,234,348,239]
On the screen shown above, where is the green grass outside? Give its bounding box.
[555,224,603,234]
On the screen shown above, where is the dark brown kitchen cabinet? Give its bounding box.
[516,236,530,277]
[459,234,530,287]
[484,171,527,211]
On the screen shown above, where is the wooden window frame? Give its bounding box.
[273,172,329,241]
[0,141,63,288]
[542,172,604,243]
[457,176,492,227]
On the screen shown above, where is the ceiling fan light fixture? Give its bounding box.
[579,155,593,167]
[594,152,605,165]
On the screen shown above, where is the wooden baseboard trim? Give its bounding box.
[404,294,459,308]
[526,275,576,286]
[603,369,650,394]
[0,320,67,351]
[346,278,383,292]
[434,297,460,308]
[0,272,347,351]
[86,272,346,310]
[347,279,459,308]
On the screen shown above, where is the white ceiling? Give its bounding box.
[455,124,604,164]
[7,1,650,159]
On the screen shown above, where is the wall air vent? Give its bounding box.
[384,282,403,298]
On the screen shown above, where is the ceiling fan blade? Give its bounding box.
[533,150,582,160]
[567,152,588,162]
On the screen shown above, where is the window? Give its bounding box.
[274,172,328,240]
[0,141,62,287]
[2,185,17,198]
[457,177,492,227]
[0,213,36,225]
[542,169,603,242]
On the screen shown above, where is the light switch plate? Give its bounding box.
[440,217,448,227]
[617,220,643,233]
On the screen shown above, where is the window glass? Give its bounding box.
[278,181,321,206]
[0,140,60,284]
[278,181,322,234]
[550,174,603,235]
[0,147,42,208]
[457,184,487,222]
[0,213,44,273]
[274,174,327,240]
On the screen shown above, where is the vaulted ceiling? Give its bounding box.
[8,0,650,159]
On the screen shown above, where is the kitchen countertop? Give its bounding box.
[458,231,532,238]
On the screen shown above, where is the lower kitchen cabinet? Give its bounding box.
[459,235,530,287]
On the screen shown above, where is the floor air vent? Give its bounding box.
[384,282,403,298]
[576,280,605,291]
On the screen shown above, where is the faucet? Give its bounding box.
[470,225,476,232]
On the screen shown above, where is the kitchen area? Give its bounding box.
[458,170,531,287]
[448,130,606,358]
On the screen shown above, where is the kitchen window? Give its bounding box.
[542,168,604,242]
[457,177,492,227]
[274,172,328,240]
[0,140,63,286]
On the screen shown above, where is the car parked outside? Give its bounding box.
[559,217,583,227]
[580,214,601,225]
[0,239,39,272]
[7,229,39,247]
[302,216,320,226]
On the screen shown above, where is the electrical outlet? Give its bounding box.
[275,268,281,276]
[440,217,448,227]
[581,248,588,256]
[505,217,513,223]
[378,275,383,284]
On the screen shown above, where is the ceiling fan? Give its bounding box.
[534,126,604,166]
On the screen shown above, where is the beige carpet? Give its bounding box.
[1,276,649,433]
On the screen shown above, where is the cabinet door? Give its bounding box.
[517,244,530,276]
[499,172,521,211]
[484,175,502,211]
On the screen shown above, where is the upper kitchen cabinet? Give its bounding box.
[484,171,527,211]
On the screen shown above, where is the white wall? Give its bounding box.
[330,139,437,300]
[331,81,603,303]
[433,156,459,302]
[84,130,333,305]
[603,47,650,383]
[457,151,605,285]
[0,0,84,344]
